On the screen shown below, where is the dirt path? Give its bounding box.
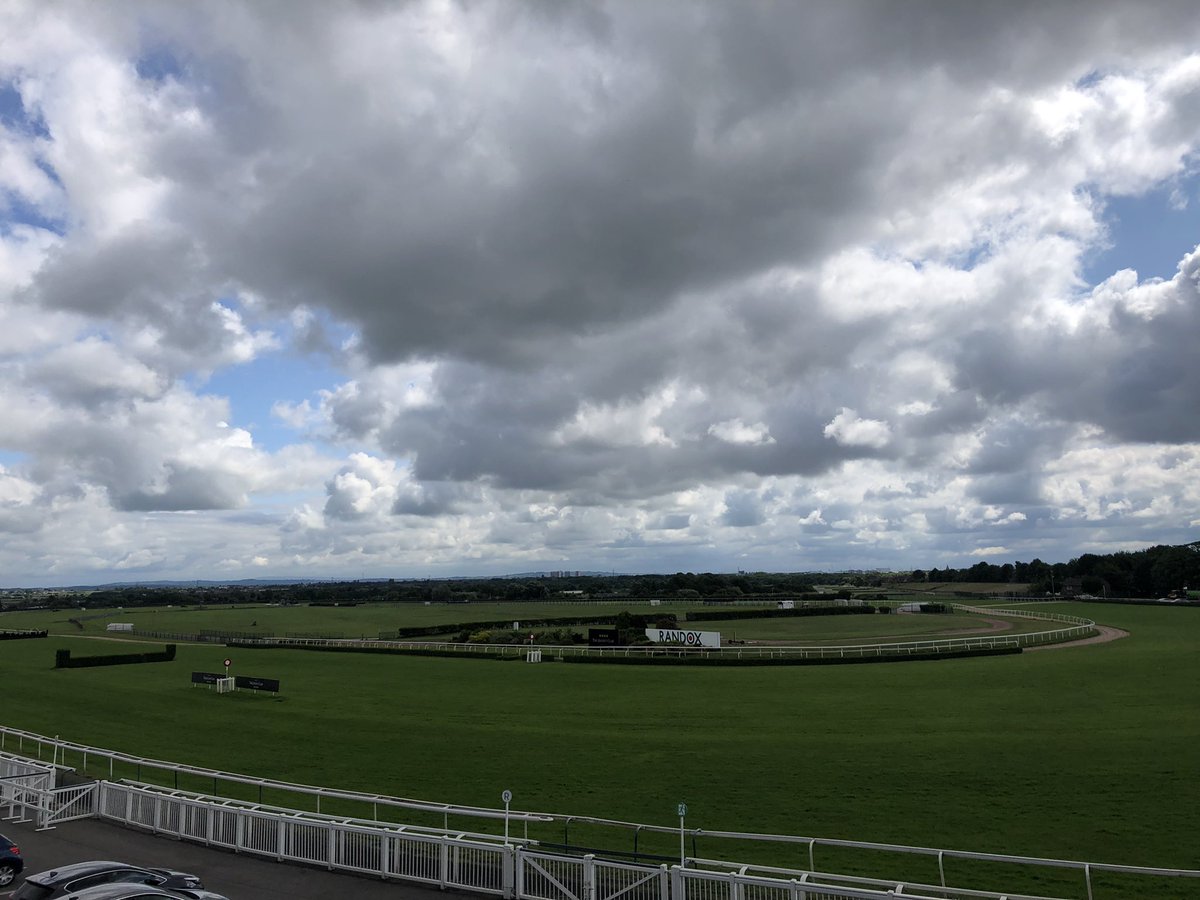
[937,615,1013,635]
[1024,624,1129,651]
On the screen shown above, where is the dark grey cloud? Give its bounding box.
[117,464,246,511]
[4,0,1200,584]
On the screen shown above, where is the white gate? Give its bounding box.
[518,850,669,900]
[42,783,100,827]
[0,752,55,825]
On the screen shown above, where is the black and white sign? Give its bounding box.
[588,627,620,646]
[234,675,280,693]
[645,628,721,648]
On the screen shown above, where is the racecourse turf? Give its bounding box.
[0,600,1196,898]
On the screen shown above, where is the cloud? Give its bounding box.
[2,1,1200,583]
[823,409,893,450]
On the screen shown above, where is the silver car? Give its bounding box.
[64,886,229,900]
[12,861,206,900]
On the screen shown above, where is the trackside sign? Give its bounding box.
[645,628,721,648]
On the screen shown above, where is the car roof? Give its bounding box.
[62,886,175,900]
[63,885,224,900]
[27,861,155,884]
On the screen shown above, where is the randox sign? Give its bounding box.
[644,628,721,648]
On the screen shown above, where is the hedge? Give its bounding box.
[55,644,177,668]
[0,629,48,640]
[684,605,876,622]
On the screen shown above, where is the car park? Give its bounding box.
[11,861,204,900]
[62,884,230,900]
[0,831,24,886]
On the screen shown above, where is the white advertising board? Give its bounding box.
[644,628,721,648]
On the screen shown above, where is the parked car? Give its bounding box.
[64,885,229,900]
[0,831,24,887]
[12,861,204,900]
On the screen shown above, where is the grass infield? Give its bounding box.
[0,600,1197,898]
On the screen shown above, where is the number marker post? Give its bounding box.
[677,802,688,866]
[502,789,513,843]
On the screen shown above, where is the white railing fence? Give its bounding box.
[687,858,1061,900]
[0,752,55,825]
[6,773,1199,900]
[222,603,1096,660]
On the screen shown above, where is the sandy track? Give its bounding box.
[1024,624,1129,651]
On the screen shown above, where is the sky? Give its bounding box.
[2,1,1200,588]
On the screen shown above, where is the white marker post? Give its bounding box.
[502,789,513,843]
[224,657,232,675]
[677,802,688,867]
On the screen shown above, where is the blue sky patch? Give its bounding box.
[196,351,344,452]
[1085,175,1200,284]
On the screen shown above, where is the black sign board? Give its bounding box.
[234,675,280,693]
[191,671,221,685]
[588,627,620,647]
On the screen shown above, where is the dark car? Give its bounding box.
[0,831,24,887]
[64,885,229,900]
[12,861,204,900]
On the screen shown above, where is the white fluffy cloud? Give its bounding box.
[1,1,1199,584]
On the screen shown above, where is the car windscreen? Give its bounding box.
[11,882,54,900]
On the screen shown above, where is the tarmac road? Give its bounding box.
[0,815,475,900]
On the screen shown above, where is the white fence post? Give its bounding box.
[584,854,597,900]
[670,865,684,900]
[439,838,450,890]
[503,844,517,899]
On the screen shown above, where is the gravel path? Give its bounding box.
[1024,623,1129,651]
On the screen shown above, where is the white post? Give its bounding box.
[677,802,688,867]
[502,789,512,843]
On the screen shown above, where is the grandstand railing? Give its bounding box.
[2,728,1197,899]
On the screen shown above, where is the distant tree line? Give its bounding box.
[904,541,1200,598]
[5,541,1196,611]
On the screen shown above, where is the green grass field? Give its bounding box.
[1,600,1197,898]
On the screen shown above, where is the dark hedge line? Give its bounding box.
[55,644,177,668]
[685,605,876,622]
[558,646,1023,666]
[1080,597,1200,607]
[0,629,48,640]
[378,613,658,640]
[225,641,514,661]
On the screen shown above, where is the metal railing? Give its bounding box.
[232,635,1024,660]
[6,723,1197,899]
[227,604,1095,660]
[687,858,1064,900]
[0,752,55,825]
[5,750,1198,900]
[0,724,550,834]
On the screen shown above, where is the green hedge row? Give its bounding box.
[377,613,654,640]
[226,641,515,661]
[55,644,177,668]
[685,605,876,622]
[0,629,48,640]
